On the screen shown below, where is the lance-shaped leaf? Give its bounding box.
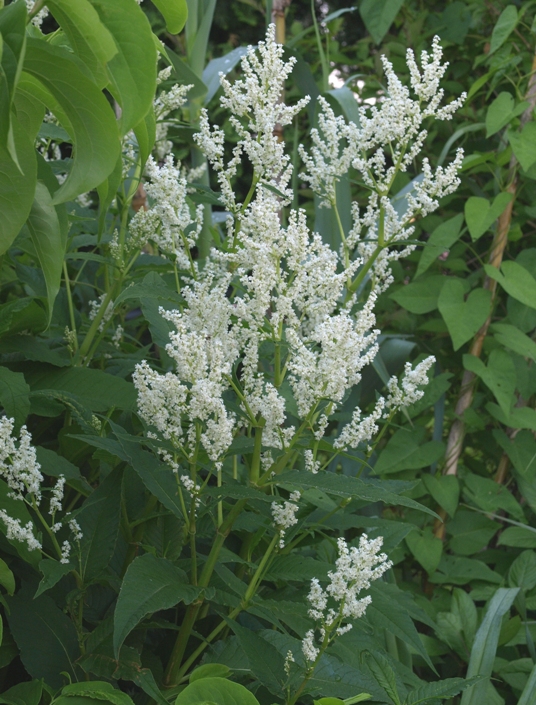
[46,0,117,88]
[0,115,37,254]
[0,0,27,164]
[90,0,157,134]
[22,39,120,204]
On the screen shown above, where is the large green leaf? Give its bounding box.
[464,193,513,241]
[359,0,405,44]
[0,680,43,705]
[277,470,439,518]
[55,682,135,705]
[26,181,67,322]
[90,0,157,134]
[463,349,516,416]
[485,261,536,310]
[0,114,37,254]
[0,0,27,163]
[46,0,117,88]
[508,122,536,172]
[485,92,527,138]
[152,0,188,34]
[113,553,200,657]
[415,214,463,278]
[0,367,30,430]
[460,587,519,705]
[405,677,481,705]
[492,322,536,362]
[438,280,491,351]
[489,5,518,54]
[175,677,261,705]
[226,622,286,696]
[7,588,79,688]
[77,468,122,582]
[22,39,120,204]
[373,428,444,475]
[390,276,445,314]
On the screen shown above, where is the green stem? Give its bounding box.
[163,499,247,686]
[249,426,263,485]
[63,261,78,351]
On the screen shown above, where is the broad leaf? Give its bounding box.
[7,589,79,689]
[415,214,463,278]
[489,5,518,54]
[485,261,536,310]
[491,322,536,361]
[77,468,122,582]
[46,0,117,88]
[463,349,516,416]
[176,677,260,705]
[508,550,536,591]
[359,0,405,45]
[374,428,444,475]
[405,529,442,575]
[113,553,200,657]
[498,527,536,548]
[152,0,188,34]
[405,677,481,705]
[0,0,27,163]
[90,0,157,134]
[0,680,43,705]
[422,475,459,518]
[0,367,30,431]
[226,622,286,696]
[22,39,120,204]
[508,122,536,172]
[438,279,491,350]
[390,276,445,314]
[485,92,527,137]
[464,193,512,241]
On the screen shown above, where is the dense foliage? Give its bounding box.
[0,2,535,705]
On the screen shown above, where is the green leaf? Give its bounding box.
[0,0,27,164]
[464,193,513,241]
[463,473,524,522]
[430,555,502,585]
[508,122,536,172]
[90,0,157,134]
[438,280,492,351]
[374,428,444,475]
[226,623,285,696]
[491,323,536,362]
[152,0,188,34]
[46,0,117,88]
[189,664,232,683]
[415,214,463,278]
[517,663,536,705]
[0,115,37,254]
[35,559,72,598]
[485,92,527,137]
[405,677,481,705]
[389,275,445,314]
[463,349,516,416]
[26,365,137,412]
[448,511,499,556]
[405,529,442,575]
[363,652,401,705]
[489,5,518,54]
[485,261,536,310]
[460,587,519,705]
[56,681,135,705]
[36,446,92,496]
[0,367,30,431]
[277,470,440,518]
[26,181,67,322]
[175,677,261,705]
[7,588,79,689]
[0,680,43,705]
[487,402,536,431]
[498,526,536,548]
[165,47,207,100]
[113,553,201,657]
[0,557,15,596]
[359,0,405,45]
[22,39,120,204]
[508,550,536,591]
[422,475,459,518]
[77,468,122,582]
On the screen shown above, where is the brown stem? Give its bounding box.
[442,53,536,482]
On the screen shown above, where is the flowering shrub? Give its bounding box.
[0,2,535,705]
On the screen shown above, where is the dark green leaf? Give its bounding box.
[374,429,444,475]
[485,92,527,137]
[498,526,536,548]
[405,677,481,705]
[113,553,200,657]
[485,261,536,310]
[176,677,260,705]
[422,475,459,518]
[7,588,79,688]
[226,622,285,696]
[77,468,122,582]
[23,39,120,204]
[390,276,445,314]
[34,559,72,598]
[0,557,15,596]
[489,5,518,54]
[405,529,442,575]
[0,367,30,431]
[0,680,43,705]
[508,551,536,591]
[416,214,463,278]
[359,0,405,45]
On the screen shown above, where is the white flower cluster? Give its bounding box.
[271,491,301,547]
[302,535,392,663]
[154,76,192,159]
[300,37,465,291]
[195,24,309,211]
[386,356,435,410]
[127,155,203,269]
[0,417,82,559]
[134,26,463,478]
[26,0,49,28]
[89,294,114,333]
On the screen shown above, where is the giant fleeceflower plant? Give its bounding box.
[134,26,462,476]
